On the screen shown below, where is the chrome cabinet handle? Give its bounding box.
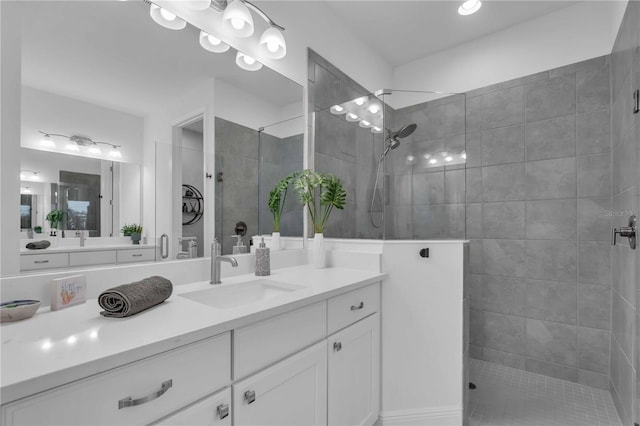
[34,260,49,264]
[350,302,364,311]
[217,403,230,419]
[612,215,637,249]
[333,341,342,352]
[132,254,143,257]
[118,379,172,409]
[160,233,169,259]
[244,390,256,404]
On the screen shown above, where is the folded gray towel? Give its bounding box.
[25,240,51,250]
[98,276,173,318]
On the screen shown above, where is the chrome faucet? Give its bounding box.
[210,238,238,284]
[75,231,85,247]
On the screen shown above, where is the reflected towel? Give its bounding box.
[98,276,173,318]
[25,240,51,250]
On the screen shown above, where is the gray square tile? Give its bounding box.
[526,319,577,366]
[444,170,466,204]
[612,292,634,362]
[466,203,483,238]
[412,171,444,205]
[577,327,610,374]
[577,198,612,241]
[578,284,611,330]
[576,63,610,113]
[525,157,576,200]
[467,86,524,132]
[481,125,525,166]
[466,167,482,203]
[612,242,636,304]
[482,201,525,239]
[483,239,526,277]
[482,312,526,355]
[469,239,484,274]
[525,240,577,282]
[525,116,575,161]
[525,279,577,324]
[578,241,611,286]
[577,153,611,198]
[525,199,577,240]
[525,358,578,382]
[525,74,576,122]
[477,275,526,316]
[465,132,482,168]
[482,347,526,370]
[576,108,611,155]
[482,163,525,202]
[577,369,610,390]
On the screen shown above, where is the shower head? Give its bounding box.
[394,123,418,139]
[381,123,417,159]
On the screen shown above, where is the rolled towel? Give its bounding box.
[98,276,173,318]
[25,240,51,250]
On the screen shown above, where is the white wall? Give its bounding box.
[21,86,144,164]
[391,1,627,108]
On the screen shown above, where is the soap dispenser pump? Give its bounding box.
[232,235,247,254]
[255,237,270,276]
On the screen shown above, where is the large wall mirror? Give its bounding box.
[6,0,303,275]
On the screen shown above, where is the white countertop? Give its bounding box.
[20,244,155,254]
[0,265,385,404]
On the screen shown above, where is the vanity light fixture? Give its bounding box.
[40,134,56,149]
[38,131,123,160]
[368,104,381,114]
[149,3,187,30]
[20,170,40,181]
[429,158,438,164]
[345,113,359,122]
[354,97,367,107]
[222,0,254,37]
[359,120,372,128]
[199,30,230,53]
[458,0,482,16]
[183,0,212,11]
[259,26,286,59]
[236,51,262,71]
[20,186,31,194]
[330,105,345,114]
[371,126,383,134]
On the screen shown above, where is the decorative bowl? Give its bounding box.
[0,300,41,323]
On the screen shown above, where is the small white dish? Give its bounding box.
[1,300,41,323]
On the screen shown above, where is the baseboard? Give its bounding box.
[377,406,463,426]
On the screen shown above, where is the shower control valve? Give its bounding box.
[611,215,636,249]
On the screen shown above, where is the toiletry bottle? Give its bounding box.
[232,235,247,254]
[255,237,270,276]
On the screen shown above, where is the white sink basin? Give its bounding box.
[179,279,305,310]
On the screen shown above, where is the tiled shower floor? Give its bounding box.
[469,359,622,426]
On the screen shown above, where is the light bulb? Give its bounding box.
[65,141,80,152]
[109,148,122,159]
[208,35,222,45]
[354,97,365,106]
[407,155,415,163]
[66,335,77,345]
[368,104,380,114]
[346,113,359,122]
[445,156,453,162]
[231,17,245,30]
[461,152,467,160]
[359,120,372,128]
[150,4,186,30]
[330,105,345,114]
[267,41,279,52]
[40,135,55,148]
[429,158,438,164]
[235,52,262,71]
[243,55,256,65]
[88,145,102,155]
[199,31,230,53]
[423,154,431,160]
[371,126,383,134]
[458,0,482,15]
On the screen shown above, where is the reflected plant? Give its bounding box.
[268,172,296,233]
[46,210,65,229]
[293,169,346,234]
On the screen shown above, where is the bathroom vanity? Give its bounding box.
[0,266,383,426]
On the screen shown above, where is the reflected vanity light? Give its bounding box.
[371,126,383,134]
[40,339,53,352]
[20,170,40,181]
[149,4,187,30]
[458,0,482,15]
[65,141,80,152]
[199,31,230,53]
[353,97,368,107]
[236,52,262,71]
[345,113,359,122]
[359,120,372,128]
[330,105,345,114]
[20,186,31,194]
[368,104,380,114]
[40,134,56,149]
[461,151,467,160]
[429,158,438,164]
[445,156,453,162]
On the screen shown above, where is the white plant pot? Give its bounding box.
[313,233,326,269]
[272,232,281,251]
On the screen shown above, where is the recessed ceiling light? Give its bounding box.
[458,0,481,16]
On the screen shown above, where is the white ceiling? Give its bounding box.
[323,0,580,67]
[19,1,302,117]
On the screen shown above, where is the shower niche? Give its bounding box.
[309,49,467,241]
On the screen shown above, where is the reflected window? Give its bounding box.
[59,171,101,237]
[20,194,34,229]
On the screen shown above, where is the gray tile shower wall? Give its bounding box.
[609,2,639,425]
[466,54,613,391]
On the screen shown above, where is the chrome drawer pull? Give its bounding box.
[132,254,143,257]
[217,403,230,419]
[350,302,364,311]
[244,389,256,404]
[118,379,172,409]
[34,260,49,264]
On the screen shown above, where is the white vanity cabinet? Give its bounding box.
[234,341,328,426]
[1,333,231,426]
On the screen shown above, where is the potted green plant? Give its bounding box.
[121,224,143,244]
[293,170,346,268]
[267,172,296,251]
[45,210,65,236]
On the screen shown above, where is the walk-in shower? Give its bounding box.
[369,123,417,228]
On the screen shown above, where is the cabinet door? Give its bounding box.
[154,387,231,426]
[234,341,327,426]
[328,313,380,426]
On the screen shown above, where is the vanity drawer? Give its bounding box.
[327,283,380,335]
[234,301,326,380]
[69,250,117,267]
[2,333,231,426]
[117,247,155,263]
[19,252,69,271]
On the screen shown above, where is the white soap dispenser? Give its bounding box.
[232,235,247,254]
